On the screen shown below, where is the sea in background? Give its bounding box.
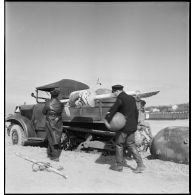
[147,119,189,136]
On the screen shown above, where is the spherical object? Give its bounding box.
[150,126,189,164]
[107,112,126,131]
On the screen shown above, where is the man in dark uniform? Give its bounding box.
[105,85,146,173]
[42,88,64,162]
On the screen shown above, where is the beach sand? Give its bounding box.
[5,119,189,193]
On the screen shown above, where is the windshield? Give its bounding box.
[37,90,51,103]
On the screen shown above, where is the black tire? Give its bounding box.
[10,125,26,145]
[6,124,12,136]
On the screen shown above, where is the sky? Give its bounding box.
[5,2,189,115]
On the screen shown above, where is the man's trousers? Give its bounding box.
[115,131,143,166]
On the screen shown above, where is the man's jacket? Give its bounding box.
[105,91,138,132]
[42,98,64,116]
[42,97,64,145]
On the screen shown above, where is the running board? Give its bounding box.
[27,137,44,142]
[64,126,116,136]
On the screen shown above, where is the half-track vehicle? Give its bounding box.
[6,79,158,152]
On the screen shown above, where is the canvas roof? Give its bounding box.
[36,79,89,99]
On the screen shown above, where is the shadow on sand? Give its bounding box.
[95,152,135,171]
[145,154,157,160]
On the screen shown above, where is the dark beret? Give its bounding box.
[112,85,124,92]
[50,88,60,97]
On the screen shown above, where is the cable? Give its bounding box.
[32,162,51,172]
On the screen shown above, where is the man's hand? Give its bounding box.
[104,119,111,130]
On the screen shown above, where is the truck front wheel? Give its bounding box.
[10,125,26,145]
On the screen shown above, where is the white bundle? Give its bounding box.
[68,88,139,108]
[69,89,96,107]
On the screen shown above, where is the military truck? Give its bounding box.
[6,79,157,152]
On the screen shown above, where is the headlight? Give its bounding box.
[15,106,20,113]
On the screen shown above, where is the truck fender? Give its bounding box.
[6,114,36,138]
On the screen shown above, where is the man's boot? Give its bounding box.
[133,163,146,173]
[110,144,123,172]
[51,157,59,162]
[129,146,146,173]
[110,164,123,172]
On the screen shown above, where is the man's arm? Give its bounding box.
[135,106,139,124]
[42,101,49,115]
[105,98,122,123]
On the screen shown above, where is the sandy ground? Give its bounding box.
[5,120,189,194]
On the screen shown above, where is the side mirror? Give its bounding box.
[31,93,36,98]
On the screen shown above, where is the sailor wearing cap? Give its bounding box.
[111,84,124,93]
[105,84,146,173]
